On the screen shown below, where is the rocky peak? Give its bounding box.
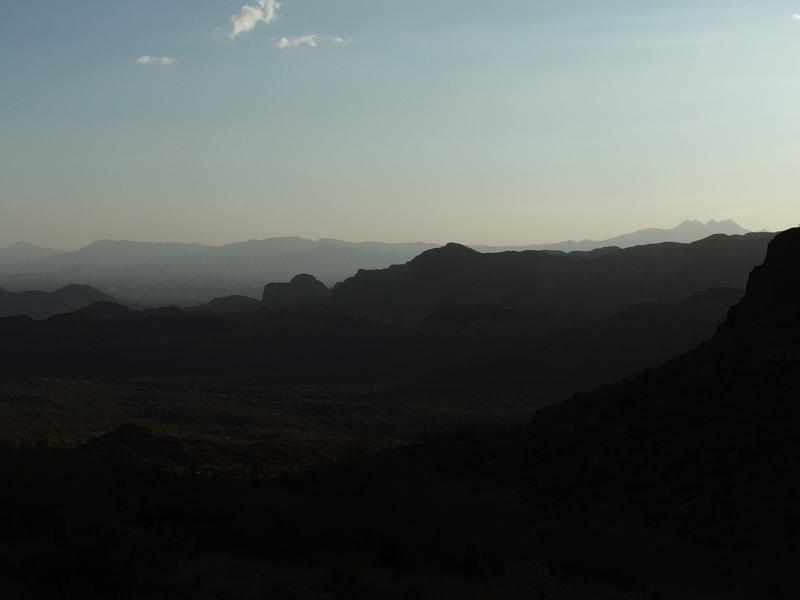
[726,227,800,328]
[262,274,329,310]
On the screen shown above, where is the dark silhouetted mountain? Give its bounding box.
[0,234,764,385]
[473,219,750,252]
[262,274,330,311]
[77,301,135,319]
[726,227,800,329]
[683,285,744,307]
[0,310,425,380]
[191,295,264,316]
[326,233,773,326]
[0,282,739,390]
[138,306,191,318]
[543,298,734,386]
[421,303,577,335]
[417,289,736,388]
[0,284,118,319]
[80,299,240,320]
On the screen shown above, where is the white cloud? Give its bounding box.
[793,14,800,21]
[274,34,319,49]
[136,55,176,65]
[231,0,280,38]
[271,35,351,49]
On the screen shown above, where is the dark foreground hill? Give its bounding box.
[325,232,772,326]
[0,284,117,319]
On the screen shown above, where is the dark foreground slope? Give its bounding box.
[325,233,772,326]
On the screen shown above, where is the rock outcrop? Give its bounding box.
[262,274,329,311]
[726,226,800,328]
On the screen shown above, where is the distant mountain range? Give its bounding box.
[0,238,438,305]
[0,220,753,305]
[472,219,749,252]
[0,241,65,269]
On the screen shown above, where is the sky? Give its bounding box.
[1,1,799,249]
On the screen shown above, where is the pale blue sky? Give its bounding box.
[1,1,799,249]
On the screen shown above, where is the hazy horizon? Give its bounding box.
[3,1,800,248]
[0,218,766,253]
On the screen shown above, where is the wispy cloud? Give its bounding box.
[272,35,352,50]
[136,55,176,65]
[231,0,280,38]
[273,34,319,49]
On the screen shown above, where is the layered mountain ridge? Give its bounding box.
[325,232,773,325]
[0,220,754,305]
[0,284,117,320]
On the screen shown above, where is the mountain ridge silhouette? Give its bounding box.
[0,284,117,320]
[0,220,754,305]
[324,232,773,325]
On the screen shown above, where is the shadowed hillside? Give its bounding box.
[0,286,740,390]
[262,274,330,311]
[325,233,772,326]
